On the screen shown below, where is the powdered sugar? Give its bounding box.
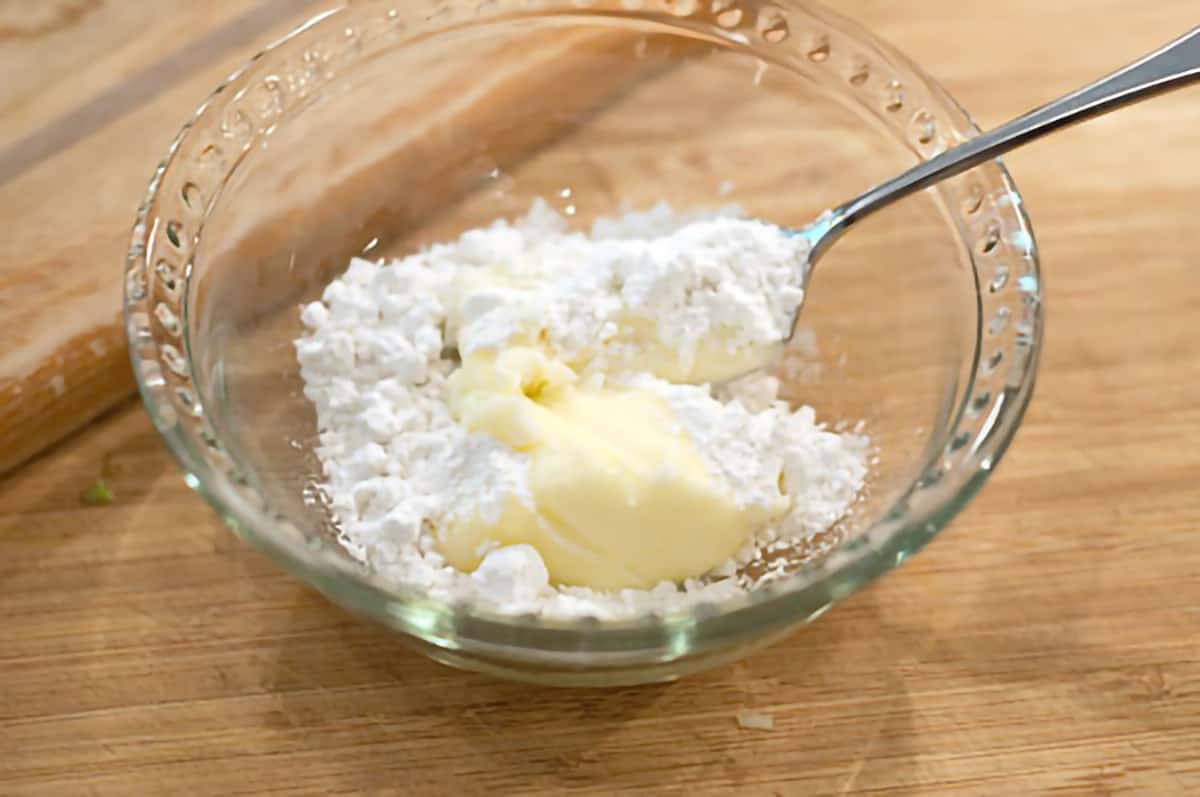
[296,201,869,620]
[447,200,809,382]
[628,375,869,533]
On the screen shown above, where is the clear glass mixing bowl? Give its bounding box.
[124,0,1043,686]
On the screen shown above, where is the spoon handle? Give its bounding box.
[817,27,1200,257]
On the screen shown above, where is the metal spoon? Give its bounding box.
[780,27,1200,340]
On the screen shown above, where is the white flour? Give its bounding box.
[296,201,869,620]
[446,201,808,382]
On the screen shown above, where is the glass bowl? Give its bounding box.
[124,0,1043,686]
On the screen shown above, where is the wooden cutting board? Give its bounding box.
[0,0,687,475]
[1,1,1199,795]
[0,1,333,474]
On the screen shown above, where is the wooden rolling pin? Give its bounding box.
[0,0,699,475]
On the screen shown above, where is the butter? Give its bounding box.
[442,347,776,590]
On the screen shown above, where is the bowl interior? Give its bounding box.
[128,0,1040,675]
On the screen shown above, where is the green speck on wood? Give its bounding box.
[82,479,115,506]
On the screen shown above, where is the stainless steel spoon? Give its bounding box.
[781,26,1200,340]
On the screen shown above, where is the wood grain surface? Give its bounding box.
[2,1,1200,795]
[0,0,329,475]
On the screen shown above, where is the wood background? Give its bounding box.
[2,0,1199,794]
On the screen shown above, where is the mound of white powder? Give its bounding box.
[295,201,870,620]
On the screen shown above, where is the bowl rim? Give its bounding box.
[124,0,1044,667]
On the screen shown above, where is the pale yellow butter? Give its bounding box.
[442,346,777,590]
